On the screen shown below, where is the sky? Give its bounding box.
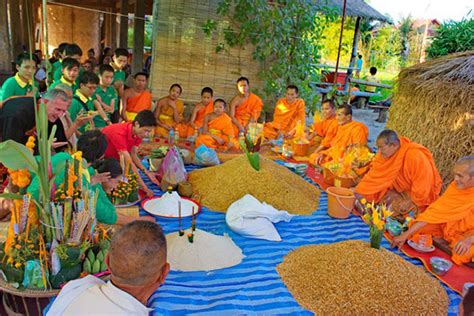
[368,0,473,23]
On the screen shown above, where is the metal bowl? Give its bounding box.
[430,257,452,276]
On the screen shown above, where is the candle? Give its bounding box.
[178,201,184,236]
[191,206,196,232]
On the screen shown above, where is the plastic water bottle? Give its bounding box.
[168,128,175,145]
[276,134,284,147]
[174,128,180,144]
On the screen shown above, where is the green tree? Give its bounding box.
[426,18,474,58]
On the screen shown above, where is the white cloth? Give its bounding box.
[225,194,294,241]
[47,275,151,316]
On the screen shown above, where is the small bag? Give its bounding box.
[193,144,220,166]
[158,147,188,186]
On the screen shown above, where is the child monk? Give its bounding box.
[177,87,214,138]
[263,85,305,140]
[154,83,184,137]
[308,99,338,153]
[229,77,263,136]
[121,72,152,122]
[195,98,236,150]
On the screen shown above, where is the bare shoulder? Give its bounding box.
[230,94,244,107]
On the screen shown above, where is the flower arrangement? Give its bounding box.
[239,132,262,171]
[108,172,139,205]
[361,199,392,249]
[324,144,375,179]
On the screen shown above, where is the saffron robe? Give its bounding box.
[263,98,305,140]
[232,93,263,136]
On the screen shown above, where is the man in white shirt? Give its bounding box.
[48,221,170,315]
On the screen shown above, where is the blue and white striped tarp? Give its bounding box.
[140,163,461,315]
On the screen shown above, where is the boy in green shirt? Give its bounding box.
[69,71,99,134]
[92,64,117,128]
[110,48,128,122]
[53,43,83,82]
[0,53,38,101]
[50,42,69,81]
[49,58,81,93]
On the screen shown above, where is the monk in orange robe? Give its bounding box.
[177,87,214,138]
[263,85,305,140]
[391,156,474,265]
[308,99,338,152]
[195,98,236,150]
[121,72,152,122]
[230,76,263,137]
[309,104,368,165]
[154,83,184,137]
[356,129,442,216]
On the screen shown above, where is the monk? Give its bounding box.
[121,72,152,122]
[356,129,442,216]
[309,104,368,165]
[229,77,264,136]
[177,87,214,138]
[391,156,474,265]
[154,84,184,137]
[308,99,338,153]
[263,85,305,140]
[195,98,236,150]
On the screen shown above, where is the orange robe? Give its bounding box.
[263,98,305,140]
[414,182,474,264]
[312,116,338,147]
[309,120,368,165]
[177,101,214,138]
[195,113,236,149]
[355,137,442,212]
[155,99,184,137]
[125,90,152,121]
[232,93,263,136]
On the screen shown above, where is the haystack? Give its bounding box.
[387,51,474,186]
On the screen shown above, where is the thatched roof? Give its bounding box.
[315,0,390,23]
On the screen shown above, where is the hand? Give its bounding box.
[391,232,409,249]
[162,124,171,131]
[453,238,473,256]
[95,94,103,103]
[226,141,234,150]
[316,154,326,165]
[145,171,160,185]
[285,130,296,139]
[0,198,13,220]
[90,172,111,186]
[216,137,225,146]
[144,187,154,197]
[52,141,68,149]
[75,115,93,127]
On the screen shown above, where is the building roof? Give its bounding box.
[314,0,390,22]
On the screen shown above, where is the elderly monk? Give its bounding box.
[154,83,184,137]
[121,72,152,122]
[309,104,368,165]
[263,85,305,140]
[229,76,264,136]
[391,156,474,265]
[195,98,236,150]
[356,130,442,216]
[308,99,338,153]
[48,221,169,315]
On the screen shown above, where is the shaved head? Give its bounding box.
[453,156,474,189]
[377,129,400,146]
[456,156,474,176]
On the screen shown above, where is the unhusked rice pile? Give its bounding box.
[188,156,320,214]
[277,240,448,315]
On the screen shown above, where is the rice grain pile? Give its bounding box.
[188,155,320,214]
[277,241,449,315]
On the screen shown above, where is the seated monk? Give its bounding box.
[121,72,152,122]
[154,83,184,137]
[309,104,368,165]
[48,221,170,314]
[263,85,305,140]
[356,129,442,216]
[177,86,214,138]
[391,156,474,265]
[307,99,338,152]
[195,98,236,150]
[230,76,263,137]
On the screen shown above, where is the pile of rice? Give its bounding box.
[188,155,320,214]
[277,241,449,315]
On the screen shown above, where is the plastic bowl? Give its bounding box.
[430,257,452,276]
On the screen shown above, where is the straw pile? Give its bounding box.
[188,155,320,214]
[387,51,474,187]
[277,241,448,315]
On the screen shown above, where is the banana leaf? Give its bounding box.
[247,152,260,171]
[0,140,38,174]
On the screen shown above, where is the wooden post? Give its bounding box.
[41,0,48,58]
[110,7,117,49]
[119,0,128,48]
[344,16,361,93]
[333,0,347,84]
[132,0,145,74]
[149,0,159,86]
[0,0,12,73]
[9,0,23,59]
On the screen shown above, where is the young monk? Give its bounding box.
[391,156,474,265]
[68,71,99,134]
[177,87,214,138]
[0,53,38,102]
[121,72,152,122]
[154,83,184,137]
[263,85,305,140]
[195,98,236,150]
[49,57,81,93]
[308,99,338,153]
[229,77,264,136]
[92,64,117,128]
[309,104,368,165]
[355,129,442,216]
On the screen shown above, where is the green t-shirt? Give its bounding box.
[52,60,62,74]
[27,153,118,225]
[69,91,95,133]
[54,66,84,85]
[92,85,118,128]
[112,69,126,111]
[0,74,38,101]
[49,77,78,94]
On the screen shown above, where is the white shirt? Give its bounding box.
[47,275,152,315]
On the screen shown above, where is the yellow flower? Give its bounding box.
[15,262,22,268]
[360,198,367,205]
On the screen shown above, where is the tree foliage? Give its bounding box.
[426,18,474,58]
